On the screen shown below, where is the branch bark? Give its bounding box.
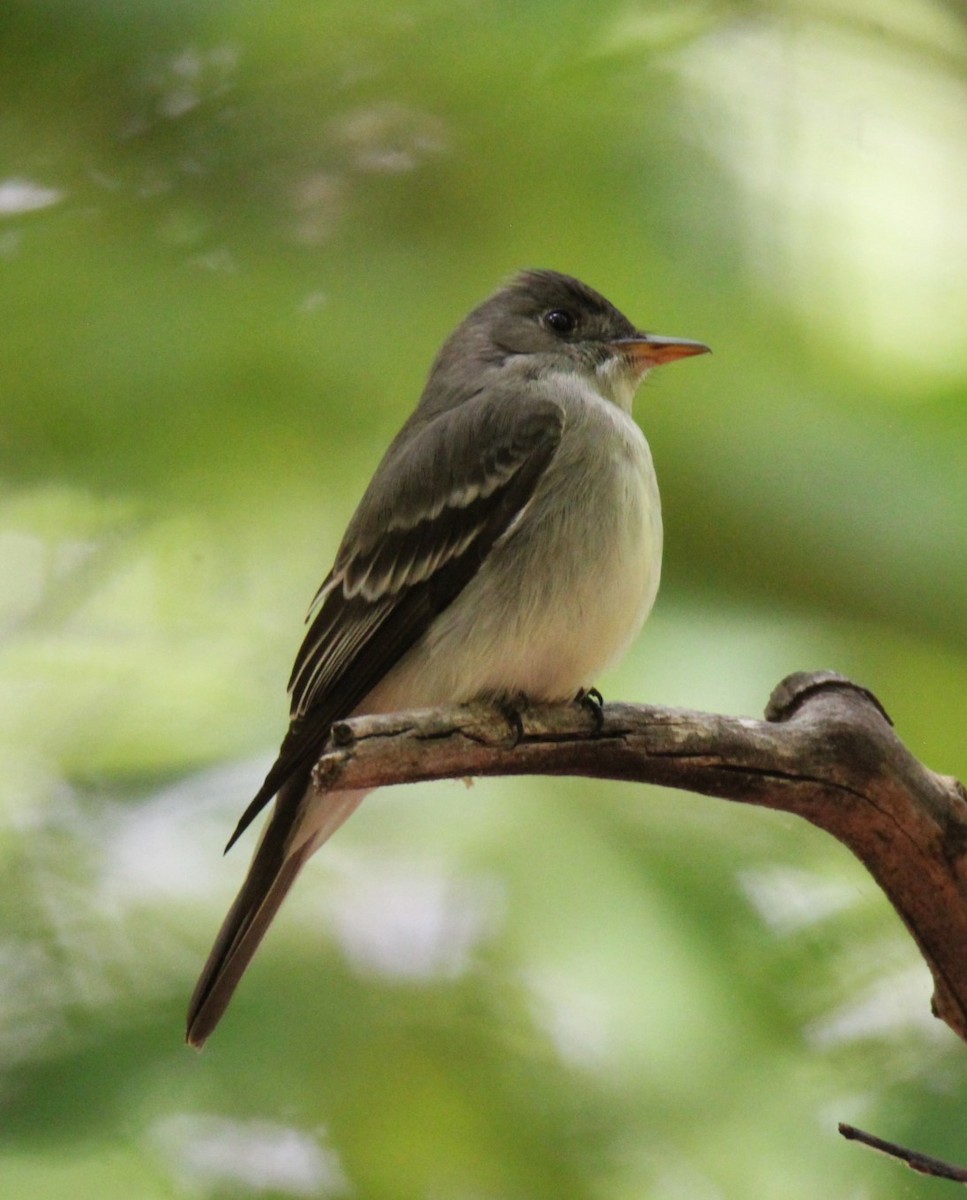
[839,1123,967,1182]
[310,670,967,1043]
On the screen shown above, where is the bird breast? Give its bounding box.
[372,382,662,710]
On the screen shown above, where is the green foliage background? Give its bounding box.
[1,1,966,1196]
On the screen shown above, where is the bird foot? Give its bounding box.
[495,694,529,748]
[575,687,605,734]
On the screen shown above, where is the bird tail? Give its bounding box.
[186,783,367,1049]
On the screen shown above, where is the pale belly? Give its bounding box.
[367,397,662,711]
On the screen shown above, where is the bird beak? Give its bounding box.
[610,335,711,369]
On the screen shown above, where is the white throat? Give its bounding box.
[593,356,648,414]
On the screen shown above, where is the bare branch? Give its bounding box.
[311,670,967,1043]
[839,1123,967,1183]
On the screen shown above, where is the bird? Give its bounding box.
[186,268,709,1047]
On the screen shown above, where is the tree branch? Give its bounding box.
[839,1124,967,1182]
[311,670,967,1043]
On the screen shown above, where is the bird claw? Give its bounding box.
[496,695,527,748]
[575,687,605,734]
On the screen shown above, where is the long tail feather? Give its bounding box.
[186,838,311,1048]
[186,784,367,1049]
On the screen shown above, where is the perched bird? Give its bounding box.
[186,269,709,1047]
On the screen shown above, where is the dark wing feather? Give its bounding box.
[224,393,563,850]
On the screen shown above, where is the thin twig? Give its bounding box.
[839,1123,967,1183]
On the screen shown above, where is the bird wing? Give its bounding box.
[186,393,563,1047]
[226,391,565,850]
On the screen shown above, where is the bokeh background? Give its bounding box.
[2,0,966,1196]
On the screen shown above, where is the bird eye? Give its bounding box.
[544,308,577,335]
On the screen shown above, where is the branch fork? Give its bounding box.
[312,669,967,1040]
[309,669,967,1182]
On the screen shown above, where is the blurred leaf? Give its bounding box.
[0,0,965,1197]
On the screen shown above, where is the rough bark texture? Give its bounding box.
[310,670,967,1042]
